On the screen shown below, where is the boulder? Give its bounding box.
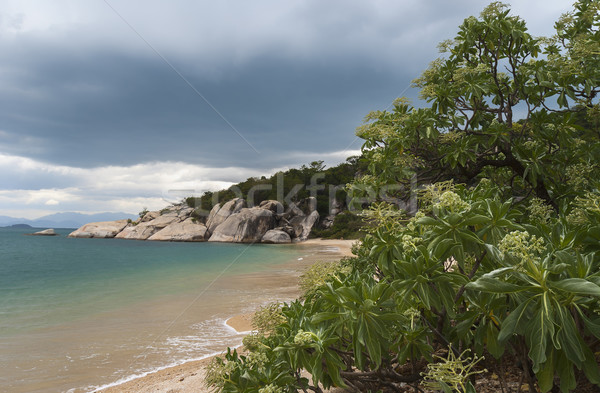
[285,202,304,218]
[261,229,291,244]
[290,210,320,241]
[279,225,296,237]
[284,197,318,219]
[140,211,160,222]
[68,220,130,238]
[205,203,221,227]
[297,196,318,215]
[148,218,208,242]
[206,198,246,234]
[115,215,181,240]
[209,207,275,243]
[321,215,336,229]
[259,200,284,214]
[330,198,343,216]
[177,207,195,218]
[29,228,58,236]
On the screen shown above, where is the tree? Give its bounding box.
[355,1,600,210]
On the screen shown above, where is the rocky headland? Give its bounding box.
[68,197,325,244]
[26,228,59,236]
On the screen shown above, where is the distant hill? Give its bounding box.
[0,212,138,229]
[10,224,33,229]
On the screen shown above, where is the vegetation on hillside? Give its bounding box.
[206,2,600,392]
[185,157,367,219]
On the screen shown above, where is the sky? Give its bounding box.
[0,0,573,219]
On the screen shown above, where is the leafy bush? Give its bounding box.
[207,2,600,392]
[311,212,366,239]
[138,207,148,218]
[298,260,350,299]
[208,181,600,392]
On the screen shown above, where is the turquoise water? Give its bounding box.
[0,227,305,392]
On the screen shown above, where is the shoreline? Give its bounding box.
[96,238,356,393]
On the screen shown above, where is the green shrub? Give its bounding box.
[298,260,350,299]
[207,2,600,391]
[311,212,365,239]
[138,207,148,218]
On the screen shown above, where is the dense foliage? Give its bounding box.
[310,212,365,240]
[206,2,600,392]
[352,1,600,211]
[185,157,366,219]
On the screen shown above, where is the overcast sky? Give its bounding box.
[0,0,572,218]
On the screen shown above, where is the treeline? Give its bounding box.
[185,156,367,217]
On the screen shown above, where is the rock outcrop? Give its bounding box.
[321,198,342,229]
[148,218,208,242]
[68,220,130,238]
[28,228,58,236]
[115,215,181,240]
[140,211,160,223]
[205,198,246,235]
[209,207,275,243]
[69,197,323,243]
[261,229,291,244]
[290,210,320,241]
[283,197,320,241]
[259,200,284,214]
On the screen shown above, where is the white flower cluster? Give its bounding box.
[293,330,316,346]
[421,349,486,392]
[401,234,421,251]
[528,198,553,225]
[499,230,545,262]
[407,210,425,231]
[245,351,269,370]
[258,383,284,393]
[434,191,470,212]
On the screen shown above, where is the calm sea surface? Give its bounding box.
[0,227,304,393]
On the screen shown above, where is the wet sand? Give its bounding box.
[97,239,356,393]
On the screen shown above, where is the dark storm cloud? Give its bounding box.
[0,47,408,168]
[0,0,517,169]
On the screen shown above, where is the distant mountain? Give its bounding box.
[0,212,138,229]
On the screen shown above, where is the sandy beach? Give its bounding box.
[97,238,357,393]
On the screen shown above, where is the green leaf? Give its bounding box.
[550,278,600,297]
[463,214,490,226]
[417,216,439,226]
[483,244,504,263]
[439,382,453,393]
[556,351,577,393]
[581,345,600,386]
[536,349,555,393]
[466,277,529,293]
[311,312,344,324]
[337,287,362,303]
[498,299,532,343]
[486,322,504,358]
[555,306,585,364]
[324,350,346,388]
[579,311,600,339]
[429,238,457,259]
[458,228,484,245]
[527,295,553,370]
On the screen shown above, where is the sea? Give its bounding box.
[0,227,308,393]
